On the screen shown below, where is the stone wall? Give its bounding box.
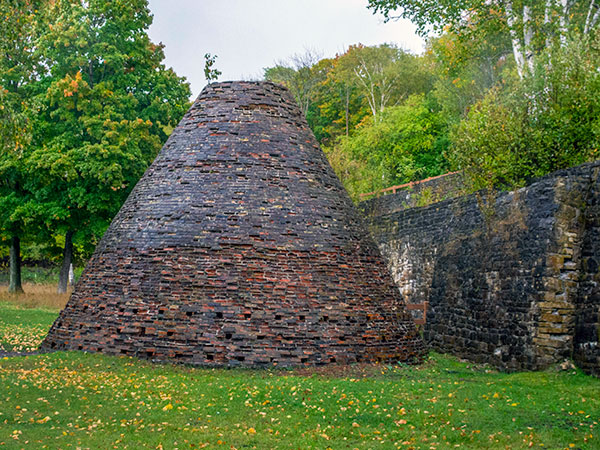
[360,171,464,213]
[575,164,600,376]
[360,162,600,374]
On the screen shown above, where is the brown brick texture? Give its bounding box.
[41,81,425,367]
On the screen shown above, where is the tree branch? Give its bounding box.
[353,62,377,119]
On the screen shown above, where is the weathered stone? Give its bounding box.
[360,161,600,376]
[41,81,425,368]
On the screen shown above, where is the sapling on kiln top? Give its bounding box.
[42,81,425,366]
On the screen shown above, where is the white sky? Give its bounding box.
[147,0,424,98]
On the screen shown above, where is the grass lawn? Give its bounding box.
[0,297,598,449]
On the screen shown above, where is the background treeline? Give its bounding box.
[265,0,600,201]
[4,0,600,293]
[0,0,191,293]
[264,44,448,200]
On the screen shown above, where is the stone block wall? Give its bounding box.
[575,165,600,376]
[360,171,464,214]
[360,162,600,374]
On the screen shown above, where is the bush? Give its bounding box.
[326,95,449,200]
[451,34,600,192]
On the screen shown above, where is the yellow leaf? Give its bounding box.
[162,403,173,411]
[247,427,256,434]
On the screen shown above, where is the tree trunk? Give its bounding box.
[345,87,350,136]
[505,0,526,79]
[523,5,535,75]
[559,0,570,46]
[8,236,23,294]
[586,1,600,35]
[57,230,73,294]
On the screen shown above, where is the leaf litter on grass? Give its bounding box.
[0,302,598,449]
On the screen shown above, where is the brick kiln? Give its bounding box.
[41,81,424,367]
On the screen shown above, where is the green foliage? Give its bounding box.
[367,0,599,44]
[264,50,325,116]
[0,1,44,242]
[265,45,440,199]
[25,0,191,256]
[0,87,28,153]
[0,266,81,285]
[368,0,600,83]
[451,34,600,191]
[292,57,367,146]
[413,187,436,207]
[450,88,524,191]
[327,95,449,200]
[204,53,222,83]
[299,57,371,146]
[264,45,433,146]
[332,44,432,121]
[0,0,190,276]
[427,30,511,124]
[0,306,599,448]
[366,0,473,36]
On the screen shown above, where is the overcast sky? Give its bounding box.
[147,0,424,98]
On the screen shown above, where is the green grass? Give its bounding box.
[0,301,599,449]
[0,266,83,285]
[0,302,57,353]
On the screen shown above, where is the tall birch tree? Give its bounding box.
[368,0,600,78]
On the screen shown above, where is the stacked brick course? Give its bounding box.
[41,81,425,367]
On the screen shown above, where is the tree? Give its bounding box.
[426,28,511,123]
[310,57,370,145]
[264,45,432,143]
[0,0,46,293]
[264,49,324,116]
[29,0,191,293]
[328,95,449,200]
[451,34,600,191]
[367,0,600,79]
[0,84,28,293]
[204,53,222,84]
[333,44,431,121]
[263,44,440,195]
